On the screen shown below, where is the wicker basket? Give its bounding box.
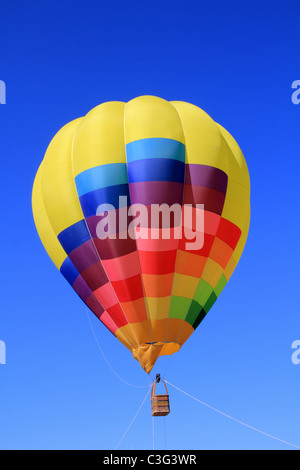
[151,380,170,416]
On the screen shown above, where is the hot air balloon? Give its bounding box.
[32,96,250,375]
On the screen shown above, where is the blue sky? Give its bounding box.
[0,0,300,450]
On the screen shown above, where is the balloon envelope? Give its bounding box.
[32,96,250,373]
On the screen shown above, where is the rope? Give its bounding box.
[86,308,150,389]
[114,386,152,450]
[165,380,300,450]
[152,416,155,450]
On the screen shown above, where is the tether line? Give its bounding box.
[114,386,152,450]
[165,380,300,450]
[86,308,150,389]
